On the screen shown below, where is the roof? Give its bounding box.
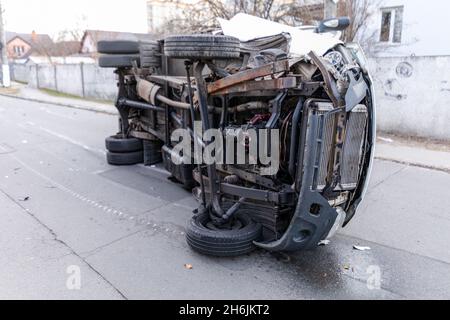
[81,30,156,44]
[6,31,54,58]
[6,31,53,47]
[50,41,82,56]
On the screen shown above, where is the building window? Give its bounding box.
[380,6,404,43]
[13,45,26,56]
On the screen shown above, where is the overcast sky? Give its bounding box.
[2,0,149,38]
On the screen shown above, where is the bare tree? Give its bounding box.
[338,0,378,42]
[56,15,87,42]
[154,0,312,35]
[155,0,380,50]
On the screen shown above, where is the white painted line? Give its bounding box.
[38,126,106,155]
[39,106,76,120]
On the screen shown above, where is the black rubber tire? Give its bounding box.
[98,54,140,68]
[140,41,161,69]
[164,35,240,59]
[106,151,143,166]
[98,40,140,54]
[186,212,262,257]
[105,135,143,153]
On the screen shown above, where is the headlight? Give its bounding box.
[346,42,369,74]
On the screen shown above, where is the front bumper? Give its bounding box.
[256,78,376,251]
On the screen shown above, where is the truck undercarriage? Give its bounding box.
[98,21,376,257]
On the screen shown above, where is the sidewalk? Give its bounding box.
[0,82,117,115]
[376,134,450,173]
[1,82,449,173]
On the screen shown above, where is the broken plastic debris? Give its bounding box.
[184,264,193,270]
[353,245,371,251]
[378,137,394,143]
[318,240,331,246]
[19,196,30,202]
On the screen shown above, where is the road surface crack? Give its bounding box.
[366,165,408,195]
[0,187,128,300]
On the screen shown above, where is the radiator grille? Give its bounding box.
[314,108,335,190]
[310,104,368,191]
[341,105,368,189]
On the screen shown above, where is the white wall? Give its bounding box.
[369,55,450,140]
[363,0,450,57]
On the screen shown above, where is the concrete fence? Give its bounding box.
[368,55,450,141]
[10,63,117,100]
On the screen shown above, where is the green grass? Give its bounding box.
[40,88,113,105]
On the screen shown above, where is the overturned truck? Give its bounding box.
[98,15,376,257]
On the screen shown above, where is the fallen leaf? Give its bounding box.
[353,245,371,251]
[343,264,350,270]
[184,264,193,270]
[318,240,330,246]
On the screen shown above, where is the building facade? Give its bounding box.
[360,0,450,140]
[362,0,450,57]
[6,31,54,60]
[80,30,155,56]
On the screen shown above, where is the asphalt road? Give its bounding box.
[1,95,449,300]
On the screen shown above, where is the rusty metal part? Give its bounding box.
[155,94,189,110]
[211,77,297,96]
[137,79,268,114]
[148,75,188,90]
[228,101,268,113]
[207,59,290,94]
[217,165,276,190]
[136,79,191,110]
[137,79,161,105]
[309,51,343,108]
[129,130,160,141]
[296,81,323,96]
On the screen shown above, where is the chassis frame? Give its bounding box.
[107,38,376,252]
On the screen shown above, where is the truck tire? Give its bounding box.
[106,151,144,166]
[186,212,262,257]
[98,40,140,54]
[164,35,240,60]
[140,41,161,69]
[98,54,140,68]
[105,135,143,153]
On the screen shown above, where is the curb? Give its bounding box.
[0,93,118,116]
[375,156,450,174]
